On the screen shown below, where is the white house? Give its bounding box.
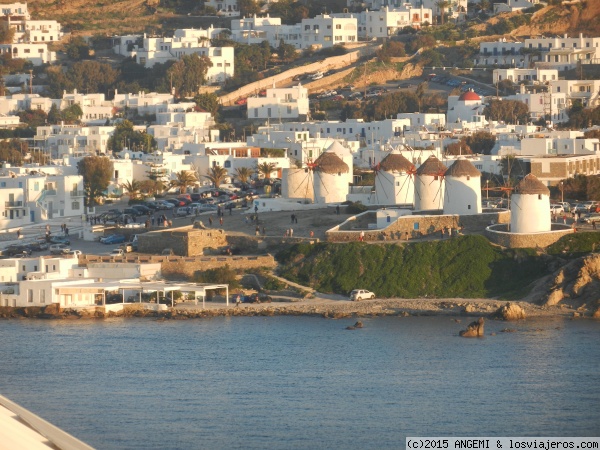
[447,90,485,125]
[494,0,540,14]
[525,34,600,71]
[549,79,600,109]
[493,67,559,85]
[247,85,309,120]
[474,38,525,67]
[300,15,357,49]
[0,42,55,65]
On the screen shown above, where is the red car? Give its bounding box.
[235,98,247,105]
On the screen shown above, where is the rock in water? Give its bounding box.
[459,317,485,337]
[354,321,363,328]
[492,302,526,321]
[43,303,61,315]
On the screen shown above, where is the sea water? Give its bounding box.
[1,316,599,449]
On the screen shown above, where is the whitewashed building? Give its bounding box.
[247,85,309,120]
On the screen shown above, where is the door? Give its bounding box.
[30,210,35,222]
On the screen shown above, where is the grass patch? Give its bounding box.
[277,235,552,299]
[546,232,600,257]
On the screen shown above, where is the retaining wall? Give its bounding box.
[326,210,511,242]
[137,226,227,256]
[161,254,276,278]
[485,224,574,248]
[219,45,376,106]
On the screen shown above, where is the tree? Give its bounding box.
[256,162,277,180]
[193,92,220,118]
[77,156,113,205]
[170,170,197,194]
[107,120,156,152]
[121,179,141,199]
[238,0,260,16]
[445,141,472,156]
[234,167,254,184]
[65,36,91,60]
[436,0,450,25]
[0,140,24,165]
[464,131,496,155]
[50,61,119,97]
[416,82,428,113]
[167,54,212,98]
[364,92,419,121]
[277,40,297,62]
[204,166,228,188]
[484,99,530,124]
[62,103,83,124]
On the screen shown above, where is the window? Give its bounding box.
[72,202,80,210]
[224,161,231,168]
[40,290,45,304]
[335,24,341,29]
[28,289,33,303]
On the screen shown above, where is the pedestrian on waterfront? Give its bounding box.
[16,229,21,239]
[163,219,168,227]
[262,226,266,236]
[209,215,213,226]
[405,231,409,241]
[336,205,340,215]
[229,206,233,215]
[441,228,445,239]
[593,221,597,230]
[168,220,172,227]
[219,216,223,226]
[65,227,69,236]
[255,225,260,236]
[151,216,155,226]
[294,215,298,224]
[244,216,249,225]
[359,230,364,242]
[289,228,293,237]
[309,230,314,238]
[254,205,258,214]
[563,214,567,224]
[291,214,295,224]
[236,295,241,307]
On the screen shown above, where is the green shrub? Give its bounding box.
[193,264,239,288]
[277,236,551,299]
[346,202,368,214]
[546,232,600,257]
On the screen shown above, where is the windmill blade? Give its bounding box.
[304,169,314,202]
[293,170,312,195]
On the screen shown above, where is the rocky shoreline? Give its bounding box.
[1,298,598,321]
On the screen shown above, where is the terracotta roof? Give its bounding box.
[416,155,447,176]
[445,159,482,178]
[315,150,349,174]
[514,173,550,195]
[459,91,481,101]
[380,150,415,173]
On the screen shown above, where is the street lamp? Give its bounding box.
[486,179,489,200]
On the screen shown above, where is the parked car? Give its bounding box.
[110,248,125,257]
[557,202,571,213]
[123,208,142,217]
[310,71,323,80]
[131,204,153,215]
[550,204,564,214]
[571,203,589,214]
[66,250,82,258]
[49,244,70,255]
[176,207,190,217]
[199,204,218,211]
[49,235,70,245]
[580,213,600,224]
[350,289,375,301]
[4,244,32,257]
[156,200,175,209]
[100,234,127,245]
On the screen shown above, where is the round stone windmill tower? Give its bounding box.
[375,148,417,206]
[415,155,447,211]
[510,174,551,233]
[313,149,350,204]
[443,159,482,215]
[325,140,353,188]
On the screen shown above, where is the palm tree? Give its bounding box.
[121,179,141,199]
[436,0,450,25]
[234,167,254,185]
[170,170,197,194]
[256,162,277,181]
[204,166,228,188]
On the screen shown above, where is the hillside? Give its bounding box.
[511,1,600,37]
[276,234,600,305]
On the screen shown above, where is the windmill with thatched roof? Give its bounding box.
[281,158,317,203]
[372,148,417,206]
[313,149,350,204]
[415,155,447,211]
[510,173,551,233]
[443,158,482,215]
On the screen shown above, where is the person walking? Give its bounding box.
[359,230,364,242]
[16,229,21,239]
[291,214,295,224]
[593,221,597,230]
[255,225,260,236]
[262,226,266,236]
[563,214,567,225]
[209,215,213,226]
[289,228,293,237]
[309,230,314,238]
[219,216,223,226]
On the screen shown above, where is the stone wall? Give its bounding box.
[138,226,227,256]
[485,224,574,248]
[219,45,376,106]
[326,210,511,242]
[161,254,276,279]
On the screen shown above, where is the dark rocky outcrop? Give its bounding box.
[459,317,485,337]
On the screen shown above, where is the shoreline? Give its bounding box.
[1,297,595,320]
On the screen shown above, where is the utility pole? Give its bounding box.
[29,69,33,95]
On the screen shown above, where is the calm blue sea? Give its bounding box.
[1,316,599,449]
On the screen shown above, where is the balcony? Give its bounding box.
[44,189,57,196]
[70,190,85,197]
[5,200,23,207]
